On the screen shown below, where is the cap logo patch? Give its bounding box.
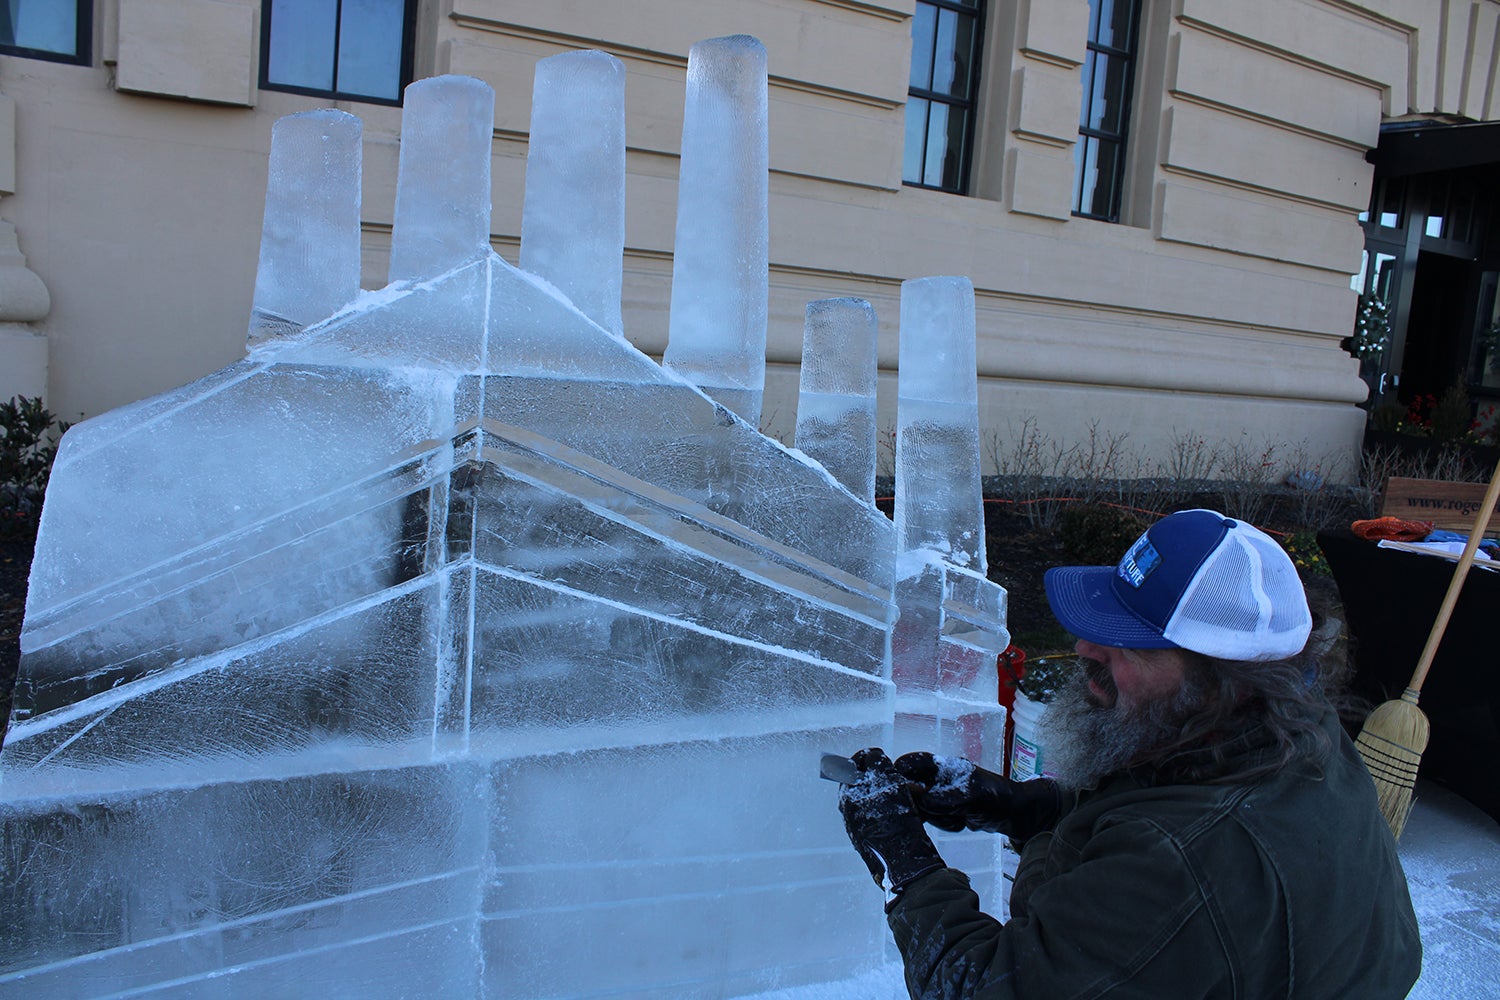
[1117,535,1162,589]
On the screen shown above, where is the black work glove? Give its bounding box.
[893,751,1062,845]
[837,748,946,898]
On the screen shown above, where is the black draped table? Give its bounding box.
[1317,528,1500,824]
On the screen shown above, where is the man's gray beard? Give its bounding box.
[1037,670,1203,791]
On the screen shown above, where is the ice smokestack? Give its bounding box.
[795,297,879,503]
[663,35,769,426]
[388,76,496,284]
[888,275,1005,737]
[520,50,626,336]
[894,276,985,570]
[249,110,362,343]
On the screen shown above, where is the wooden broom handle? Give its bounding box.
[1407,453,1500,694]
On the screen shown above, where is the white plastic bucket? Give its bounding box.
[1009,691,1049,782]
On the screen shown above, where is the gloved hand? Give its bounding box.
[894,751,1061,844]
[837,748,945,897]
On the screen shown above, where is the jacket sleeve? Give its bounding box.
[887,818,1236,1000]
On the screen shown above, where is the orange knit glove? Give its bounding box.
[1351,516,1435,542]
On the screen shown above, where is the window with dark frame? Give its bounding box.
[904,0,984,194]
[261,0,417,106]
[0,0,91,65]
[1073,0,1143,221]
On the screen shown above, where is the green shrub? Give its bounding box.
[1,395,70,540]
[1429,382,1472,442]
[1369,400,1406,432]
[1017,653,1080,704]
[1280,530,1330,578]
[1059,503,1146,565]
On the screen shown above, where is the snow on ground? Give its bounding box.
[737,965,905,999]
[1401,782,1500,1000]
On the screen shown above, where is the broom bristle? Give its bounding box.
[1355,691,1430,840]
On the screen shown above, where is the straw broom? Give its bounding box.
[1355,454,1500,840]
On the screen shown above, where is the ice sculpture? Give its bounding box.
[795,298,879,503]
[0,38,1007,999]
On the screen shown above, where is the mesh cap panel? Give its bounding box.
[1163,520,1311,660]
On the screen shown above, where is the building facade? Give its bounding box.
[3,0,1499,478]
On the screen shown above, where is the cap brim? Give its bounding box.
[1043,566,1178,650]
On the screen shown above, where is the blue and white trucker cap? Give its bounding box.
[1043,509,1312,661]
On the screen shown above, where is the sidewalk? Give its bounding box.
[1400,780,1500,999]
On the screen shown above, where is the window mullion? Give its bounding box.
[902,0,984,194]
[330,0,345,97]
[908,87,974,111]
[1072,0,1141,221]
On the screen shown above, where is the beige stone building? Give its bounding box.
[2,1,1498,480]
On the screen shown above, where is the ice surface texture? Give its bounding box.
[664,35,770,427]
[796,298,879,503]
[250,109,362,342]
[521,50,626,336]
[2,37,1006,1000]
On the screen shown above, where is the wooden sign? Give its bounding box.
[1379,477,1500,534]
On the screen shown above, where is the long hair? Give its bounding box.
[1141,586,1353,785]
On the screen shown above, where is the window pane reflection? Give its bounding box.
[1075,136,1122,218]
[336,0,406,101]
[1095,0,1135,49]
[1083,53,1129,132]
[932,8,958,93]
[909,3,937,89]
[929,8,977,98]
[2,0,81,57]
[924,102,951,187]
[1448,187,1474,243]
[1074,0,1140,220]
[902,0,984,194]
[263,0,412,103]
[904,100,928,184]
[1371,253,1396,301]
[939,99,969,189]
[266,0,338,92]
[1472,276,1500,390]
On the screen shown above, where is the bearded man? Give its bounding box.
[837,509,1421,999]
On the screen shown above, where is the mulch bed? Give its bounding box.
[1,534,33,734]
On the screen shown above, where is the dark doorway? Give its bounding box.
[1398,251,1479,402]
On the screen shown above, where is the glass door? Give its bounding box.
[1350,245,1402,403]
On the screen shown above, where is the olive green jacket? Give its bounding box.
[887,704,1421,999]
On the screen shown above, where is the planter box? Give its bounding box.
[1363,428,1500,472]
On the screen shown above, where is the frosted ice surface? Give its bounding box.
[796,298,879,502]
[387,76,496,283]
[2,43,1008,1000]
[521,50,626,337]
[23,361,451,617]
[889,277,1006,742]
[250,109,362,343]
[664,35,770,427]
[894,276,985,571]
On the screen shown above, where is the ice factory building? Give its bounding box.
[0,38,1011,997]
